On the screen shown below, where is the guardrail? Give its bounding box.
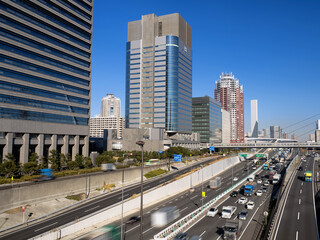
[214,143,320,148]
[154,161,270,240]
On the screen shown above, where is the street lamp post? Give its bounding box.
[200,164,204,207]
[121,168,124,240]
[136,140,145,240]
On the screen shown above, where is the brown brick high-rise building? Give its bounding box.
[214,73,244,143]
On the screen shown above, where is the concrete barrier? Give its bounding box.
[33,156,241,240]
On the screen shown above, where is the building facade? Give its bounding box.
[89,117,125,139]
[270,126,282,139]
[101,94,121,118]
[214,73,244,143]
[315,130,320,142]
[192,96,222,144]
[250,99,258,137]
[0,1,93,163]
[221,109,231,144]
[126,13,192,132]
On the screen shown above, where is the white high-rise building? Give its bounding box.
[251,100,258,137]
[317,119,320,130]
[101,94,121,118]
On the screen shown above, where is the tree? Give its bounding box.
[1,154,20,178]
[29,152,39,163]
[95,152,114,166]
[40,155,48,169]
[84,157,92,168]
[23,162,39,175]
[60,153,71,170]
[75,154,84,169]
[48,150,60,171]
[67,161,78,170]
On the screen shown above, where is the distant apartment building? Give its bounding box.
[221,109,231,144]
[192,96,222,144]
[309,133,315,142]
[0,1,93,162]
[126,13,192,132]
[291,134,297,140]
[90,94,124,139]
[214,73,244,143]
[282,132,289,139]
[270,126,282,139]
[315,130,320,142]
[101,94,121,118]
[250,100,258,137]
[317,120,320,130]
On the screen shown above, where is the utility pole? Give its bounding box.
[136,141,145,240]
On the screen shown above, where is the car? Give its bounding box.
[126,216,141,224]
[256,190,263,196]
[238,210,248,220]
[263,181,269,186]
[207,207,218,217]
[233,177,239,181]
[302,159,306,162]
[252,166,257,170]
[230,191,238,197]
[298,166,303,171]
[257,179,262,184]
[248,177,254,182]
[238,197,248,204]
[262,186,268,192]
[246,201,255,209]
[174,232,188,240]
[244,168,248,171]
[190,236,202,240]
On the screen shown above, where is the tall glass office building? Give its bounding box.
[192,96,222,144]
[0,0,92,163]
[126,13,192,132]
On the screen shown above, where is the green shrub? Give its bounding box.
[144,169,167,179]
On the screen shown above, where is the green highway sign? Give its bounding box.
[240,154,247,157]
[256,154,264,158]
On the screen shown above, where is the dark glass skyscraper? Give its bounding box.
[0,0,92,163]
[126,13,192,132]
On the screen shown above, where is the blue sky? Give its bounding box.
[91,0,320,140]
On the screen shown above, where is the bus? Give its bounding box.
[304,171,312,182]
[145,159,160,166]
[91,225,120,240]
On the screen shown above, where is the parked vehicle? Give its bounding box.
[101,163,116,171]
[304,171,312,182]
[233,177,239,181]
[223,220,243,239]
[207,207,218,217]
[262,186,268,192]
[174,232,188,240]
[263,163,269,170]
[230,191,238,197]
[221,206,237,219]
[210,177,222,189]
[257,179,262,184]
[151,206,180,227]
[268,170,276,179]
[244,182,257,196]
[272,174,281,184]
[256,190,263,196]
[238,210,248,220]
[126,216,140,224]
[263,181,269,186]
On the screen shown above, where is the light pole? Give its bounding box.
[200,164,204,207]
[121,168,124,240]
[136,140,145,240]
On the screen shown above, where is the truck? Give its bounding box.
[272,174,281,184]
[221,206,237,219]
[34,169,54,182]
[101,163,116,171]
[304,171,312,182]
[210,177,222,189]
[244,182,257,196]
[223,220,243,240]
[151,206,180,227]
[263,163,269,170]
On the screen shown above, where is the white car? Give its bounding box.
[246,201,255,209]
[233,177,239,181]
[238,197,248,204]
[257,179,262,184]
[264,181,269,186]
[252,166,257,170]
[248,177,254,182]
[207,207,218,217]
[256,190,263,196]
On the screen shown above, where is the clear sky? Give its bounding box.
[91,0,320,141]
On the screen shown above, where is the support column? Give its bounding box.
[20,133,30,164]
[61,135,69,155]
[72,135,79,160]
[35,134,44,158]
[49,134,57,153]
[3,132,13,160]
[82,136,89,157]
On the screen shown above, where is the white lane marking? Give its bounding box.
[190,195,197,200]
[143,226,154,234]
[301,182,303,186]
[35,222,57,232]
[297,212,300,220]
[180,207,188,212]
[296,231,298,240]
[299,199,301,205]
[84,205,100,213]
[200,230,206,237]
[126,224,140,233]
[300,189,302,194]
[118,194,129,199]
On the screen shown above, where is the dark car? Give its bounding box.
[126,216,141,224]
[298,166,303,171]
[230,191,238,197]
[174,232,188,240]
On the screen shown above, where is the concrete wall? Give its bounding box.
[0,165,169,212]
[34,156,240,240]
